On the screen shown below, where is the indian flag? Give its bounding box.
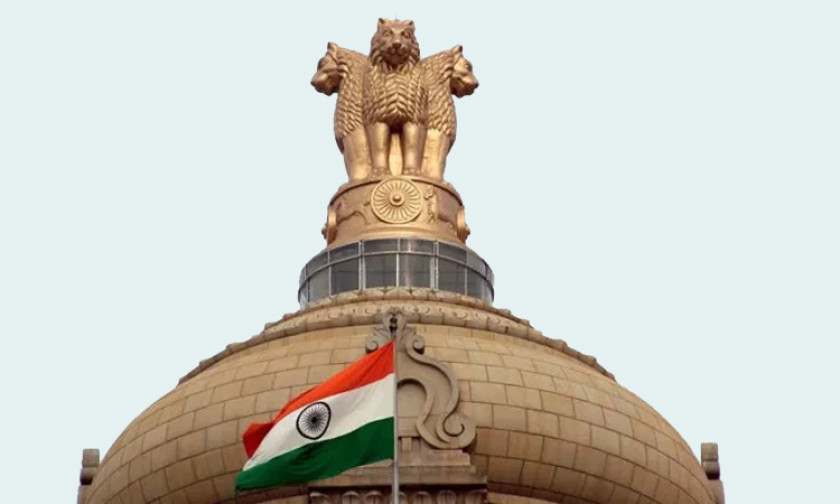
[236,341,395,492]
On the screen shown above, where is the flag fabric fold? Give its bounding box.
[236,341,395,492]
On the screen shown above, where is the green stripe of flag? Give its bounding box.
[236,417,394,492]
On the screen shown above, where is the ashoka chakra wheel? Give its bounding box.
[296,401,331,440]
[371,178,422,224]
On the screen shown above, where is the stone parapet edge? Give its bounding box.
[178,288,614,384]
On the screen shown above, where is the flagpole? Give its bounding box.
[391,316,399,504]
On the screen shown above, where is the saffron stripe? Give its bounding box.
[236,417,394,491]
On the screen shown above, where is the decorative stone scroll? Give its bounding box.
[366,310,476,450]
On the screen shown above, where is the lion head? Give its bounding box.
[450,46,478,97]
[311,42,341,95]
[370,18,420,68]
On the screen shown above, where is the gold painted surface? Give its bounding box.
[312,19,478,246]
[322,176,470,246]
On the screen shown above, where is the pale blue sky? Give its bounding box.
[1,1,838,502]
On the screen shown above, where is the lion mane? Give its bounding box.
[363,19,428,129]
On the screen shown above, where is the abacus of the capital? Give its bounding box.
[312,18,478,246]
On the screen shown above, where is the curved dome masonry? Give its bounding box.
[78,18,725,504]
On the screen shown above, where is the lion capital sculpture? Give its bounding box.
[311,18,478,183]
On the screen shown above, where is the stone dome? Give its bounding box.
[82,289,719,504]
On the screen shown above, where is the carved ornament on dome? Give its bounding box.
[366,311,475,450]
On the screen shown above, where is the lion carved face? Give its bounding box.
[450,46,478,97]
[370,18,419,67]
[311,42,341,95]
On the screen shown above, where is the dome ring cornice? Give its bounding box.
[179,287,614,385]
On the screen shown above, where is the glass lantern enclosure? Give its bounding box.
[298,239,494,306]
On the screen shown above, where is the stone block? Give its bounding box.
[581,475,614,502]
[521,372,556,392]
[590,425,620,456]
[608,484,641,504]
[234,361,269,380]
[183,389,213,413]
[183,480,218,503]
[573,446,607,476]
[620,435,647,466]
[631,419,657,447]
[256,388,291,414]
[558,417,590,445]
[630,466,659,498]
[488,457,523,485]
[330,347,365,364]
[206,419,238,450]
[164,458,194,490]
[166,413,196,441]
[553,380,587,401]
[128,451,152,481]
[297,351,331,367]
[487,366,523,386]
[241,374,275,396]
[193,448,226,480]
[265,355,299,373]
[550,466,585,497]
[176,430,206,460]
[501,355,535,372]
[604,409,633,437]
[508,432,544,462]
[506,386,542,409]
[603,455,634,487]
[142,423,169,451]
[223,395,256,421]
[308,364,344,383]
[193,403,225,430]
[471,382,506,404]
[493,405,527,432]
[573,400,605,426]
[139,469,168,501]
[458,401,493,427]
[273,368,309,387]
[475,428,509,457]
[526,410,558,438]
[451,363,488,381]
[541,438,576,468]
[150,440,178,472]
[468,351,503,366]
[211,381,244,404]
[540,391,573,417]
[433,347,471,363]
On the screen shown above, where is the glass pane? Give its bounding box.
[308,268,329,301]
[438,258,465,294]
[365,254,397,288]
[399,254,432,288]
[299,267,307,285]
[467,251,485,274]
[298,285,308,305]
[484,281,494,302]
[467,270,485,299]
[330,243,358,262]
[306,251,328,274]
[332,259,359,293]
[400,239,434,254]
[364,239,398,254]
[439,243,467,263]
